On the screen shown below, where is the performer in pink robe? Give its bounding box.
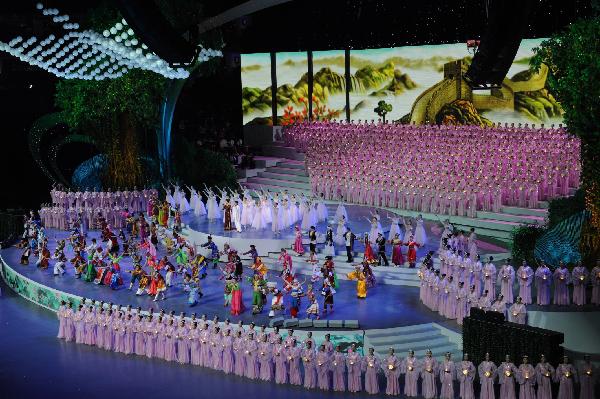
[553,262,571,305]
[572,262,589,305]
[591,263,600,305]
[273,337,288,384]
[199,323,211,367]
[163,320,177,361]
[232,331,246,376]
[535,262,553,305]
[154,317,166,359]
[57,302,68,339]
[210,326,223,370]
[497,260,515,303]
[478,353,497,399]
[421,350,438,399]
[517,261,534,304]
[112,313,124,353]
[439,353,456,399]
[189,322,201,365]
[258,337,273,381]
[134,315,146,356]
[401,350,420,397]
[517,356,536,399]
[83,306,97,346]
[244,332,260,379]
[508,297,527,324]
[293,226,305,255]
[123,314,135,355]
[346,344,363,392]
[383,348,401,395]
[363,347,380,394]
[555,356,577,399]
[458,353,476,399]
[315,345,331,390]
[331,345,346,392]
[535,354,554,399]
[578,355,596,399]
[299,340,316,388]
[222,329,234,374]
[287,339,303,386]
[499,355,518,399]
[64,303,76,342]
[176,320,190,364]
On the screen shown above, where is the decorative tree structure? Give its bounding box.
[531,5,600,261]
[374,100,393,122]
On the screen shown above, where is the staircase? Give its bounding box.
[364,323,462,359]
[240,142,555,244]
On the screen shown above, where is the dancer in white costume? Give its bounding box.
[335,200,348,221]
[369,210,383,232]
[260,194,273,224]
[232,200,242,232]
[177,185,191,212]
[163,184,176,208]
[204,188,220,220]
[467,228,478,261]
[387,214,401,241]
[365,216,383,242]
[335,215,346,246]
[301,201,312,231]
[188,187,207,216]
[251,199,266,230]
[403,219,414,243]
[281,199,291,229]
[217,188,227,214]
[271,202,281,235]
[309,201,318,227]
[290,194,300,224]
[241,196,254,228]
[414,214,427,246]
[316,193,328,222]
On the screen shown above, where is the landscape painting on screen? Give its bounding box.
[241,38,563,126]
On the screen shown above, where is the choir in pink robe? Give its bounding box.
[154,320,166,359]
[591,266,600,305]
[258,341,273,381]
[383,354,401,395]
[572,265,589,305]
[498,361,518,399]
[113,317,125,353]
[331,351,346,391]
[517,264,534,304]
[288,346,303,385]
[64,307,75,342]
[439,359,456,399]
[347,351,363,392]
[421,357,438,399]
[498,264,515,303]
[578,361,596,399]
[401,355,420,397]
[245,338,260,379]
[210,330,223,370]
[555,363,577,399]
[189,327,201,365]
[518,363,536,399]
[83,311,97,346]
[302,348,317,389]
[363,354,380,394]
[273,343,288,384]
[134,318,145,356]
[478,360,497,399]
[535,361,554,399]
[164,323,177,361]
[222,334,234,374]
[315,350,331,390]
[177,325,190,364]
[535,265,553,305]
[458,360,476,399]
[57,305,67,339]
[553,266,571,305]
[233,334,246,376]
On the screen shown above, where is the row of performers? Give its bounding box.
[56,303,596,399]
[49,186,158,212]
[436,250,600,306]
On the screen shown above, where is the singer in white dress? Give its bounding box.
[414,215,427,246]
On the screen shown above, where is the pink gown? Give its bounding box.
[315,351,331,390]
[244,339,260,379]
[498,362,518,399]
[518,364,536,399]
[233,337,246,376]
[302,349,317,389]
[287,347,303,385]
[383,355,401,395]
[222,335,234,374]
[258,342,273,381]
[273,344,288,384]
[458,361,476,399]
[164,325,177,361]
[439,360,456,399]
[293,230,305,255]
[347,352,363,392]
[421,357,438,399]
[363,354,380,394]
[331,352,346,391]
[402,356,420,397]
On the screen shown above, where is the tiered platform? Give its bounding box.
[239,142,553,243]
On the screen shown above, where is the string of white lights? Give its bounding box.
[0,3,222,80]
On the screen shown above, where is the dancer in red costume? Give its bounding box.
[404,235,421,268]
[363,233,376,264]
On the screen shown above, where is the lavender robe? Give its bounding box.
[145,321,156,358]
[233,337,246,376]
[154,323,166,359]
[189,328,201,365]
[572,267,588,305]
[302,349,317,389]
[315,351,331,390]
[402,356,420,397]
[517,266,534,304]
[518,364,536,399]
[535,362,554,399]
[273,344,288,384]
[478,361,497,399]
[164,325,177,361]
[439,360,456,399]
[498,265,515,303]
[331,352,346,391]
[553,268,571,305]
[421,357,438,399]
[287,347,303,385]
[258,342,273,381]
[458,361,476,399]
[210,333,223,370]
[347,352,363,392]
[555,364,577,399]
[222,335,234,374]
[363,355,380,394]
[578,363,596,399]
[244,340,260,379]
[383,355,401,395]
[535,267,552,305]
[498,362,517,399]
[176,327,190,364]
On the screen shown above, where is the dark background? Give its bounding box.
[0,0,591,210]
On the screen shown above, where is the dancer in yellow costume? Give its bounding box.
[347,264,367,299]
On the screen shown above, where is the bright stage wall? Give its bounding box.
[241,38,564,126]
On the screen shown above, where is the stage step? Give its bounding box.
[242,182,310,196]
[265,166,308,177]
[365,323,461,358]
[277,160,306,170]
[501,206,548,217]
[262,145,306,161]
[244,177,311,192]
[257,171,311,183]
[253,156,285,168]
[477,211,546,225]
[452,223,512,241]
